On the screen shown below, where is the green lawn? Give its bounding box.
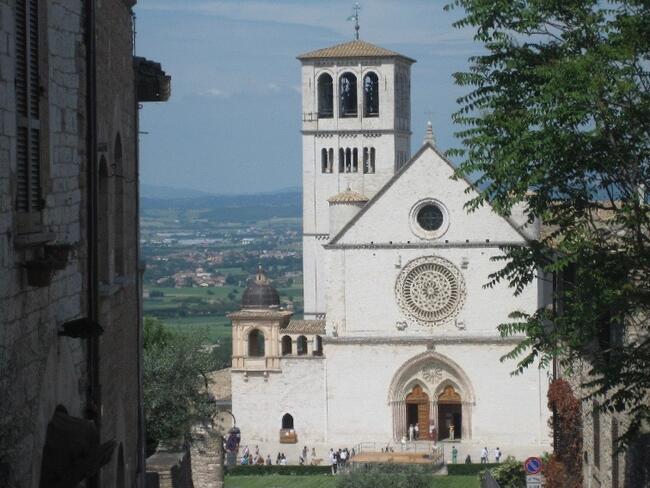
[225,475,478,488]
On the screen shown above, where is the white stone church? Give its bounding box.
[230,39,551,461]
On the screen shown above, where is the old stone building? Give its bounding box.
[231,39,551,462]
[0,1,169,487]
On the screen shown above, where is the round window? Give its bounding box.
[409,199,449,239]
[416,204,444,231]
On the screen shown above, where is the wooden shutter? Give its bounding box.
[15,0,42,213]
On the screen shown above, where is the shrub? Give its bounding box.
[488,456,525,488]
[226,465,331,476]
[336,464,430,488]
[447,463,499,476]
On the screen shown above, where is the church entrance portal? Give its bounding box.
[437,385,462,440]
[405,385,429,440]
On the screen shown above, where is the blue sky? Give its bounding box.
[134,0,479,194]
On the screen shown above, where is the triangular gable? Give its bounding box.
[329,143,530,245]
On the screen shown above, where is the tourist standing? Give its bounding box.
[451,446,458,464]
[494,447,502,463]
[414,423,419,439]
[302,445,308,464]
[408,424,414,441]
[266,454,272,465]
[480,446,488,464]
[449,424,455,440]
[329,448,336,475]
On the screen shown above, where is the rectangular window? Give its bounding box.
[15,0,42,216]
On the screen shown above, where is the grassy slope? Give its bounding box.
[225,475,479,488]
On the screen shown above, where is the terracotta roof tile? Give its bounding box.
[297,40,415,63]
[283,320,326,334]
[328,189,369,204]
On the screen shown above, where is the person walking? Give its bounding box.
[328,448,336,475]
[480,446,488,464]
[451,446,458,464]
[302,445,308,464]
[266,454,272,465]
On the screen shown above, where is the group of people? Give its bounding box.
[449,446,502,464]
[480,446,501,464]
[328,447,353,474]
[239,445,291,466]
[298,445,318,465]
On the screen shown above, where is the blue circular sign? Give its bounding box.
[524,457,542,475]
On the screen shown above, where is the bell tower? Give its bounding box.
[297,40,416,319]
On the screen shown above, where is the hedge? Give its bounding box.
[226,465,332,476]
[446,463,500,475]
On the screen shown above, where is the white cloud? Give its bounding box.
[136,0,475,47]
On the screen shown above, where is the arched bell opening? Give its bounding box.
[247,329,265,357]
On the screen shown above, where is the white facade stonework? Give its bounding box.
[232,40,551,462]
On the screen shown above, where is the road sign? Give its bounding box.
[526,474,545,487]
[524,456,543,475]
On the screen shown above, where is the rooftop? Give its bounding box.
[297,40,415,63]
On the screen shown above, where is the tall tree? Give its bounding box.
[446,0,650,444]
[143,317,220,452]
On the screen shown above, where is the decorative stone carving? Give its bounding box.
[421,366,443,383]
[395,256,466,326]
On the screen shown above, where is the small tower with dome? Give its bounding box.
[229,267,292,374]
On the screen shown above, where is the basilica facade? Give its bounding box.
[231,39,551,460]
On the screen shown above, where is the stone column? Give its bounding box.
[190,425,225,488]
[461,402,471,439]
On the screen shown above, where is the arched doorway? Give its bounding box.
[405,385,429,440]
[438,385,462,440]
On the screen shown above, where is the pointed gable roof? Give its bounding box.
[328,142,530,245]
[297,40,416,63]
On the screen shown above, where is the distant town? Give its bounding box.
[139,188,303,356]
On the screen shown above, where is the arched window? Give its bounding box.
[321,148,328,173]
[339,73,357,117]
[345,148,352,173]
[297,336,308,355]
[98,157,110,284]
[370,147,376,173]
[313,335,323,356]
[281,335,292,356]
[248,329,265,357]
[352,148,358,173]
[328,148,334,173]
[317,73,333,118]
[338,148,344,173]
[363,147,369,173]
[114,133,124,277]
[363,72,379,116]
[281,413,294,430]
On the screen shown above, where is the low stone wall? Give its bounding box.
[146,447,194,488]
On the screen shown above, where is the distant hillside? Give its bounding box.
[141,188,302,222]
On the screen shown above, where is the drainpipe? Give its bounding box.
[132,10,147,487]
[85,0,101,486]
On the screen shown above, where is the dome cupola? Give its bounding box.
[241,267,280,309]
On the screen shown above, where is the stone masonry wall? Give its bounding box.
[0,1,88,486]
[0,1,141,487]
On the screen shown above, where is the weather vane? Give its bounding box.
[347,2,361,40]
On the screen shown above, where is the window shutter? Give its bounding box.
[15,0,42,213]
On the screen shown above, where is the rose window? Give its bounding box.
[396,256,466,325]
